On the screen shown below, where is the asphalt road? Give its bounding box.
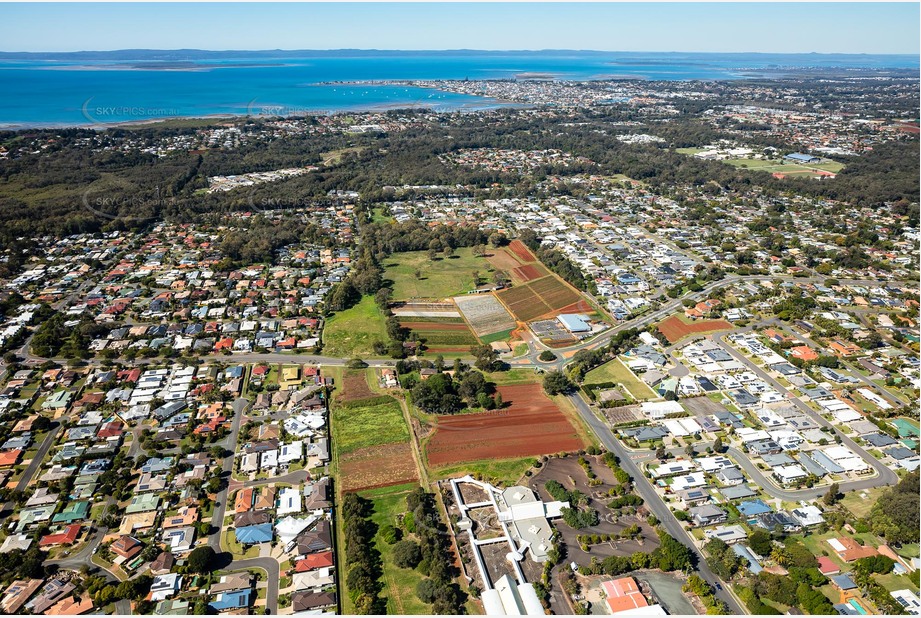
[15,424,61,493]
[566,392,746,615]
[207,396,251,553]
[228,557,280,615]
[204,397,282,615]
[724,446,891,501]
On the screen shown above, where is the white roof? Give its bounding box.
[277,487,302,515]
[663,419,693,437]
[671,472,707,491]
[641,401,684,416]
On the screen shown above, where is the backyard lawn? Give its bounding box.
[322,295,389,358]
[840,486,886,518]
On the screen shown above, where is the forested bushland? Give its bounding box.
[1,104,917,268]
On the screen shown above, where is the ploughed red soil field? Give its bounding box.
[426,383,586,467]
[657,315,734,344]
[512,263,546,282]
[508,239,537,263]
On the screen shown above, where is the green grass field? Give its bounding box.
[584,358,657,400]
[875,572,920,595]
[480,329,515,344]
[840,486,886,518]
[322,295,389,357]
[430,457,537,487]
[332,396,410,455]
[383,248,491,300]
[359,484,433,615]
[483,368,541,385]
[722,157,844,177]
[675,148,845,178]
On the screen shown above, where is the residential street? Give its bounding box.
[566,392,747,615]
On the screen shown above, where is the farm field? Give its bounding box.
[323,295,389,357]
[332,381,418,491]
[399,319,479,348]
[454,294,516,338]
[486,240,550,285]
[424,383,586,467]
[339,369,377,402]
[340,442,418,492]
[657,314,734,344]
[331,369,417,492]
[383,248,490,300]
[497,274,583,322]
[332,395,409,455]
[584,358,657,400]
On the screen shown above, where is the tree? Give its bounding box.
[748,529,773,557]
[206,476,222,494]
[543,371,573,396]
[470,344,499,371]
[457,371,487,404]
[326,280,360,312]
[392,540,422,569]
[374,287,393,310]
[868,470,919,544]
[416,579,439,604]
[823,482,840,506]
[488,232,507,248]
[187,546,216,574]
[379,524,401,544]
[712,437,723,453]
[538,350,556,361]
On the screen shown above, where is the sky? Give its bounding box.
[0,3,918,55]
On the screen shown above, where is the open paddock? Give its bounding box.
[384,248,489,301]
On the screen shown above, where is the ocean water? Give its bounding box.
[0,52,917,128]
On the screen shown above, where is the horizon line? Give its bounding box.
[1,48,918,56]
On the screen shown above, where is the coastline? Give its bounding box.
[0,94,523,131]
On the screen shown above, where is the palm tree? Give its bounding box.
[770,546,790,567]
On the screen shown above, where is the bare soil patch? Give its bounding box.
[657,316,734,344]
[339,442,418,492]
